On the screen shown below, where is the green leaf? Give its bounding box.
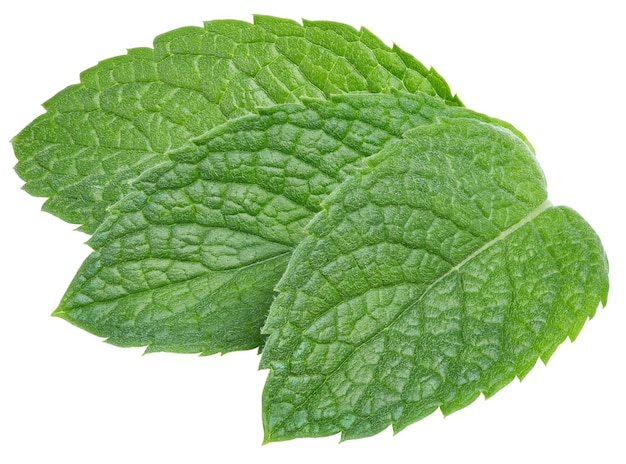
[260,118,609,442]
[12,16,460,233]
[54,92,515,355]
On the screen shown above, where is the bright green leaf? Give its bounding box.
[54,92,516,354]
[12,16,460,233]
[260,118,609,442]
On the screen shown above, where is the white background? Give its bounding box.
[1,1,624,463]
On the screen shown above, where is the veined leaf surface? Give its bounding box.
[12,16,459,233]
[260,118,609,442]
[54,93,514,354]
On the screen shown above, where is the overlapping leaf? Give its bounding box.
[54,92,519,355]
[12,16,459,233]
[260,118,609,441]
[12,17,609,442]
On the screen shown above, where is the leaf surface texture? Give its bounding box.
[260,118,609,441]
[11,17,609,442]
[55,93,509,354]
[12,16,459,233]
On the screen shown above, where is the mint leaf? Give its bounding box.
[12,16,459,234]
[260,118,609,442]
[54,92,511,354]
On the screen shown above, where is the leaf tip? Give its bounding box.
[51,307,67,319]
[261,430,275,446]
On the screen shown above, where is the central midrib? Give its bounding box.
[273,199,553,434]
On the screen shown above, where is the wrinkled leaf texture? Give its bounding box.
[55,92,521,355]
[13,15,459,234]
[11,16,609,442]
[260,118,608,441]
